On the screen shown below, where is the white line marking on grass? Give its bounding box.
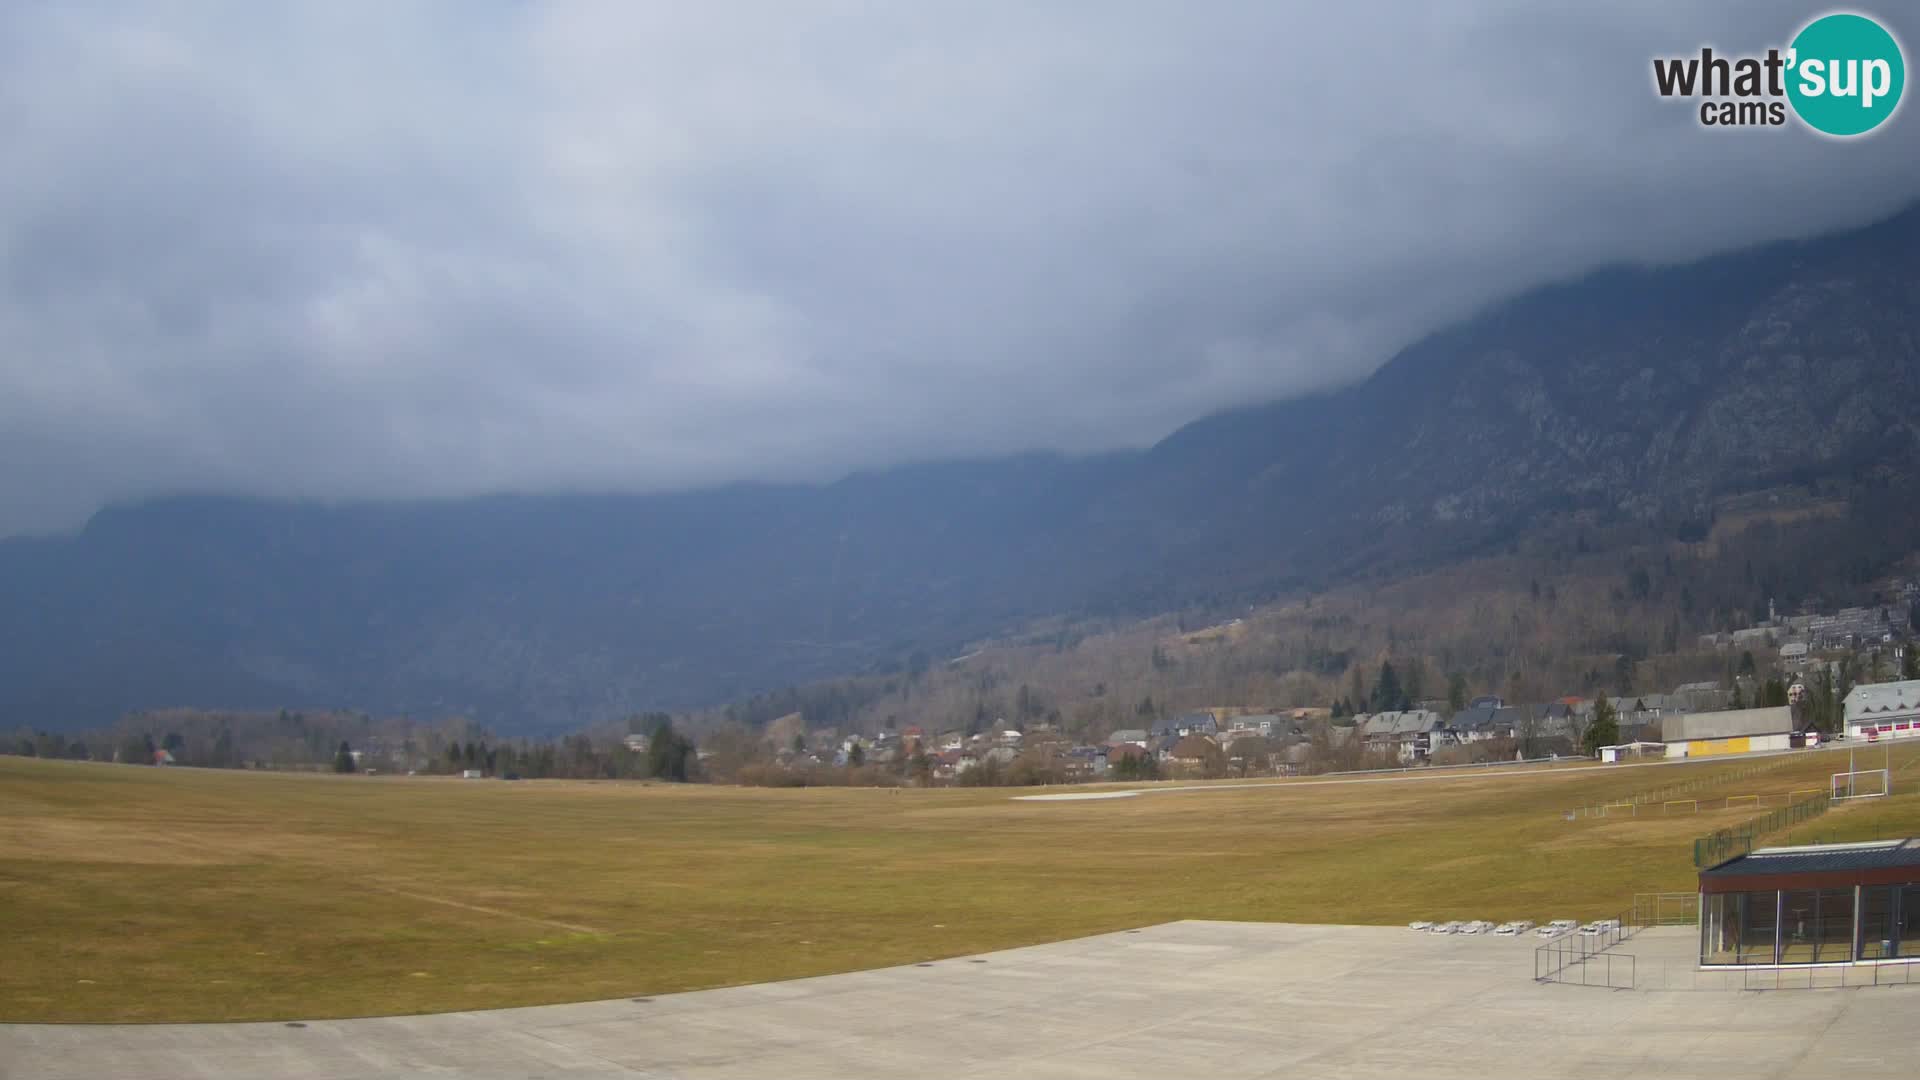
[371,885,605,935]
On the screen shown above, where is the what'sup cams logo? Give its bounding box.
[1653,11,1905,135]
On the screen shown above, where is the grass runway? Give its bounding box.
[4,745,1919,1021]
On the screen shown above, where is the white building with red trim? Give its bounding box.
[1844,679,1920,742]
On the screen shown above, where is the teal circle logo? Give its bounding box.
[1787,13,1905,136]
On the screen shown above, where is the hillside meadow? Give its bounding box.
[4,746,1920,1022]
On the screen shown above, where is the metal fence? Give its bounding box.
[1534,911,1638,986]
[1691,791,1833,867]
[1621,957,1920,991]
[1631,892,1697,927]
[1534,894,1695,989]
[1534,944,1635,988]
[1736,961,1920,990]
[1563,755,1798,820]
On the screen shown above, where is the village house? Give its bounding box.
[1357,709,1445,763]
[1223,734,1277,775]
[1278,741,1312,775]
[1447,705,1514,743]
[1225,713,1280,736]
[1167,734,1220,774]
[930,749,979,780]
[1673,681,1727,712]
[1151,712,1218,739]
[1844,678,1920,742]
[1064,746,1106,778]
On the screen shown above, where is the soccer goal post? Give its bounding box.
[1831,770,1891,801]
[1664,799,1698,814]
[1724,794,1760,811]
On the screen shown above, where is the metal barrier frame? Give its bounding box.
[1534,909,1637,986]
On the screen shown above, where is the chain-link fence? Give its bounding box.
[1692,791,1832,867]
[1564,755,1798,820]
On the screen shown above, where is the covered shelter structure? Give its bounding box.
[1699,839,1920,966]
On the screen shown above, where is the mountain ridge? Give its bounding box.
[5,201,1918,732]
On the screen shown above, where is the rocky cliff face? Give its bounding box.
[5,205,1917,731]
[1153,206,1918,548]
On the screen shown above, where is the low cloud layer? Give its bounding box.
[2,2,1916,535]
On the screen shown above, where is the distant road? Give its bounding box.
[1014,743,1855,801]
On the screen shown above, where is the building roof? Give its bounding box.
[1152,713,1217,737]
[1359,709,1443,737]
[1663,706,1792,742]
[1169,735,1219,759]
[1449,705,1513,734]
[1702,839,1920,889]
[1844,679,1920,719]
[1587,694,1681,717]
[1105,729,1149,745]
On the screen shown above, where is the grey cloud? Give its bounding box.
[2,1,1916,535]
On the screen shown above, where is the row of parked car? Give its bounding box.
[1408,918,1620,938]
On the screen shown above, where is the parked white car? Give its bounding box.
[1507,920,1536,934]
[1408,921,1434,931]
[1459,920,1487,935]
[1537,920,1577,937]
[1435,921,1463,934]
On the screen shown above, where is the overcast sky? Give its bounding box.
[2,2,1916,536]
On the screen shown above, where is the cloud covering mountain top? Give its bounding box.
[2,2,1915,536]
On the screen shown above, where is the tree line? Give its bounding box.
[3,710,703,783]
